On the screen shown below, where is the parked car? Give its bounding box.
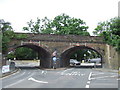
[70,59,80,66]
[88,58,101,63]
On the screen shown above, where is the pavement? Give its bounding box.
[1,68,20,78]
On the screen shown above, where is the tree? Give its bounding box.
[51,13,89,35]
[1,20,28,54]
[23,17,53,34]
[15,47,38,60]
[1,20,29,60]
[93,17,120,51]
[1,20,15,54]
[23,13,90,36]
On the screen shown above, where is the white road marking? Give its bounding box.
[117,78,120,80]
[92,73,104,76]
[91,75,118,80]
[28,77,48,83]
[61,70,85,76]
[41,71,44,74]
[73,72,78,75]
[66,73,71,75]
[81,74,85,76]
[85,72,92,88]
[85,85,89,88]
[87,81,90,84]
[41,70,47,74]
[61,68,73,75]
[88,72,92,81]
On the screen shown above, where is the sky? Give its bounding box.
[0,0,119,35]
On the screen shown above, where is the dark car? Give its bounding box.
[70,59,80,66]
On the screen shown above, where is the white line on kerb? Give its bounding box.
[88,72,92,81]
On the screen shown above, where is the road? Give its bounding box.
[2,66,118,88]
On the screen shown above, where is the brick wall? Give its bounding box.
[104,44,119,69]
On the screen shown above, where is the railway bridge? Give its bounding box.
[8,33,107,68]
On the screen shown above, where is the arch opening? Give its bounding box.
[7,44,51,68]
[60,46,103,68]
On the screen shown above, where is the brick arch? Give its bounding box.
[13,44,51,68]
[60,46,103,67]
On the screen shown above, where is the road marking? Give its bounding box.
[28,77,48,83]
[73,72,78,75]
[81,74,85,76]
[85,85,89,88]
[88,72,92,81]
[91,75,117,80]
[61,72,85,76]
[41,70,47,74]
[92,73,104,76]
[61,68,73,75]
[85,72,92,88]
[87,81,90,84]
[41,71,44,74]
[117,78,120,80]
[66,73,71,75]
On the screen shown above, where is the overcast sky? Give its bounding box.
[0,0,119,35]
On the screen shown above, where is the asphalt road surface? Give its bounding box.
[2,67,118,88]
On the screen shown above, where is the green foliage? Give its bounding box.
[15,34,28,39]
[2,20,27,54]
[51,13,89,35]
[7,53,16,60]
[15,47,38,60]
[23,13,90,36]
[23,17,53,34]
[93,17,120,52]
[2,21,15,54]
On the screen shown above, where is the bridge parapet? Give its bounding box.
[15,33,105,43]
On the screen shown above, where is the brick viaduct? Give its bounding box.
[8,33,107,68]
